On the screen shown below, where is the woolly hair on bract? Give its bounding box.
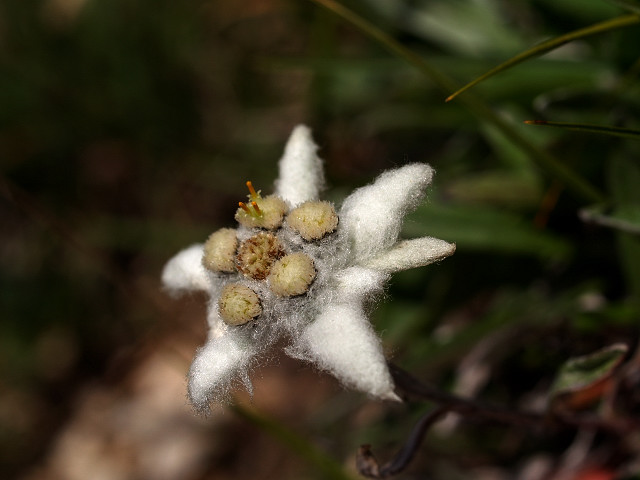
[339,163,434,262]
[187,327,255,407]
[287,266,398,400]
[274,125,325,207]
[162,244,210,294]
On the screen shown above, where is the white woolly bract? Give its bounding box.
[188,330,255,409]
[205,303,229,338]
[364,237,456,273]
[331,266,388,302]
[161,244,209,294]
[274,125,325,207]
[339,164,434,262]
[291,302,399,401]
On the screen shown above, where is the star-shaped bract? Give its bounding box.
[162,125,455,410]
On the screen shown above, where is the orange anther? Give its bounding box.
[251,201,261,214]
[238,201,251,214]
[246,181,257,198]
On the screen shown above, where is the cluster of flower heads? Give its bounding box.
[162,125,455,411]
[203,182,339,325]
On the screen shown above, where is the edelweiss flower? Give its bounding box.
[162,125,455,410]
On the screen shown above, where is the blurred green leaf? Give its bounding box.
[375,300,434,347]
[446,14,640,102]
[443,172,542,208]
[356,103,475,132]
[608,155,640,296]
[480,111,557,174]
[549,343,628,410]
[402,0,525,57]
[607,0,640,14]
[260,56,612,95]
[571,298,640,332]
[232,404,358,480]
[403,287,580,369]
[309,0,606,203]
[537,0,622,21]
[404,202,572,261]
[524,120,640,140]
[579,204,640,235]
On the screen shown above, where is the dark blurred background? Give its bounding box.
[2,0,640,479]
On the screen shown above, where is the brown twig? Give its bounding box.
[390,363,640,434]
[356,363,640,478]
[357,407,449,478]
[390,363,544,428]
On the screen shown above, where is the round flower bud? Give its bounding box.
[218,283,262,326]
[268,252,316,297]
[286,201,338,241]
[202,228,238,273]
[235,195,287,230]
[236,232,285,280]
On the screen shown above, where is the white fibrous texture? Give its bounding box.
[293,303,398,401]
[187,331,254,407]
[162,244,209,294]
[340,164,434,261]
[274,125,325,207]
[364,237,457,273]
[162,125,456,410]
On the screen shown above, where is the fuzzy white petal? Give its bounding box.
[187,332,255,410]
[332,266,388,302]
[206,301,229,339]
[274,125,325,207]
[292,303,400,401]
[363,237,456,273]
[161,244,210,294]
[339,163,434,262]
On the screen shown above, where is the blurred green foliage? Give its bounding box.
[2,0,640,478]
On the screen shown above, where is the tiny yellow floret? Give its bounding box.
[235,182,287,230]
[286,201,338,241]
[218,283,261,326]
[268,252,316,297]
[202,228,238,273]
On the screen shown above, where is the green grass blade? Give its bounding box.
[307,0,605,203]
[580,204,640,235]
[446,14,640,102]
[524,120,640,140]
[307,0,455,89]
[232,404,358,480]
[607,0,640,14]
